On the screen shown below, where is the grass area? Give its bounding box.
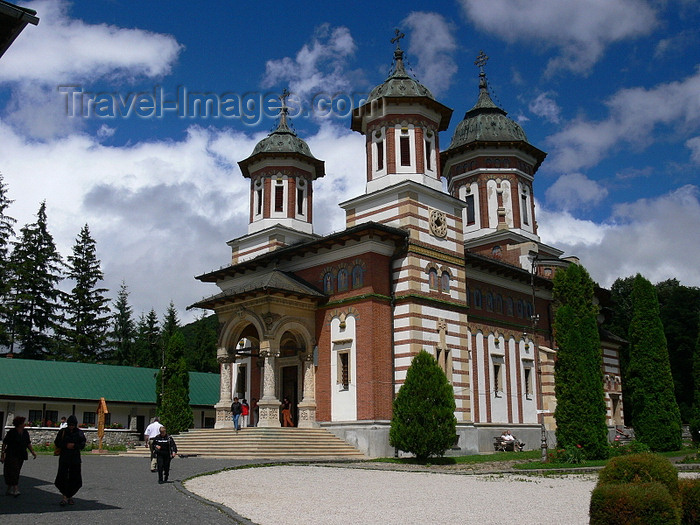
[372,450,540,466]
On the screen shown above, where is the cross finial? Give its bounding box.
[391,28,405,48]
[279,88,290,113]
[475,50,489,74]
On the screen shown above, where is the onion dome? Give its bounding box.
[366,46,436,103]
[446,69,528,151]
[351,41,452,133]
[239,102,324,179]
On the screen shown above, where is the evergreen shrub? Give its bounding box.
[679,479,700,525]
[389,350,456,461]
[598,453,679,501]
[589,482,679,525]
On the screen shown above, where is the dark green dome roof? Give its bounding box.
[366,47,435,103]
[251,110,316,158]
[447,72,527,150]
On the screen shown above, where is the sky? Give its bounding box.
[1,0,699,324]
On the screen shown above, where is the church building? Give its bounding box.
[190,43,624,457]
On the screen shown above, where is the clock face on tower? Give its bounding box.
[429,209,448,238]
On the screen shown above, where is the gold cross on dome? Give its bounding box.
[391,28,405,48]
[475,50,489,73]
[279,88,290,111]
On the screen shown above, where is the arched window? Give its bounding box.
[474,289,482,308]
[485,292,494,312]
[351,265,363,289]
[506,297,514,316]
[441,271,450,292]
[323,272,333,294]
[337,269,349,292]
[428,268,438,290]
[495,294,503,313]
[466,287,471,306]
[516,300,524,318]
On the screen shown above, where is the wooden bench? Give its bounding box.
[494,437,524,452]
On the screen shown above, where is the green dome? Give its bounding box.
[447,72,527,150]
[366,48,435,103]
[251,110,316,158]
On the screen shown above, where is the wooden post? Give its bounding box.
[96,397,109,452]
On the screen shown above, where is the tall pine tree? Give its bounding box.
[9,201,64,358]
[110,282,136,366]
[0,174,16,346]
[690,314,700,444]
[61,224,111,362]
[156,331,193,434]
[161,300,180,344]
[627,274,682,451]
[552,263,609,459]
[134,309,160,368]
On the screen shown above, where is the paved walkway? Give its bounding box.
[0,454,254,523]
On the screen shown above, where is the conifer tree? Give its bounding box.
[552,263,609,459]
[9,201,64,358]
[161,301,180,344]
[134,309,160,368]
[184,313,218,373]
[110,282,136,366]
[690,315,700,444]
[156,331,193,434]
[61,224,111,362]
[627,274,682,451]
[389,350,456,460]
[0,174,16,346]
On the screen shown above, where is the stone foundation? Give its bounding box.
[10,427,141,448]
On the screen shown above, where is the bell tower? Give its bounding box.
[441,52,552,269]
[232,91,325,264]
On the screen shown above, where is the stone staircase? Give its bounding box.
[123,427,366,460]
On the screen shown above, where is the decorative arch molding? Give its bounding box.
[270,318,315,355]
[218,307,265,350]
[325,306,360,325]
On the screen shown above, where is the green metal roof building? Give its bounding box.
[0,357,220,436]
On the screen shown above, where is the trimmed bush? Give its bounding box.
[598,453,679,501]
[389,350,456,461]
[679,479,700,524]
[590,482,679,525]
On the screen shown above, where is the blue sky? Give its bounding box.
[1,0,699,322]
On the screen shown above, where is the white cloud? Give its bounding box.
[528,92,561,124]
[547,67,700,171]
[402,12,458,96]
[262,24,357,103]
[0,121,256,322]
[545,173,608,210]
[538,185,700,288]
[459,0,657,75]
[687,136,700,164]
[0,0,182,84]
[0,0,182,140]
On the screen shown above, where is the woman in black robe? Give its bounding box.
[54,414,86,506]
[1,416,37,496]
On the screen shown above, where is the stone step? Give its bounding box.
[123,427,365,459]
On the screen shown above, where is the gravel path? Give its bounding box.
[185,465,599,525]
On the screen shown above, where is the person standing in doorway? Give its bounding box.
[54,415,86,506]
[251,398,258,427]
[231,397,242,432]
[281,397,293,427]
[144,417,161,472]
[241,399,249,429]
[1,416,37,497]
[152,426,177,484]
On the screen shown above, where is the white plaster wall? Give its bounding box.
[330,315,357,422]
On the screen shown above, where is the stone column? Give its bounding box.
[297,352,317,428]
[256,340,281,427]
[214,353,234,429]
